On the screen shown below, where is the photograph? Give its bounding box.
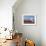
[22,15,36,25]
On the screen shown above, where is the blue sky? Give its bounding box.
[24,16,34,20]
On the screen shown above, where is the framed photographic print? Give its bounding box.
[22,14,36,25]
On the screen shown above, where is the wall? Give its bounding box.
[41,0,46,46]
[0,0,16,30]
[13,0,41,46]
